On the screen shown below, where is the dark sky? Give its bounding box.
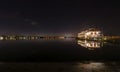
[0,0,120,35]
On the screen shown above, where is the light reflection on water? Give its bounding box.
[77,40,103,50]
[0,39,119,71]
[0,62,119,72]
[77,62,105,69]
[77,39,120,51]
[75,61,120,72]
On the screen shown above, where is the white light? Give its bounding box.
[85,32,90,35]
[0,36,3,40]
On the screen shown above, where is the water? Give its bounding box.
[0,39,120,72]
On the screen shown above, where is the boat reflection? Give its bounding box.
[77,40,103,50]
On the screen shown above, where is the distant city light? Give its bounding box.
[64,34,73,37]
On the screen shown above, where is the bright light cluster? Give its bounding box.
[78,28,103,40]
[85,31,101,38]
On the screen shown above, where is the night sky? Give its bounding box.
[0,0,120,35]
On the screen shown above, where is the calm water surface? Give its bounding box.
[0,39,120,72]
